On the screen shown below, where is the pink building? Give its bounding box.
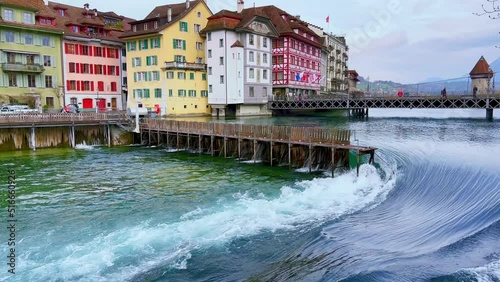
[49,2,126,110]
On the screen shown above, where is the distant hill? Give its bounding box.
[357,56,500,94]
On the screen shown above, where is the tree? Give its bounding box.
[475,0,500,19]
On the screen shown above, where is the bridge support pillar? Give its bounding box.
[69,126,75,148]
[30,127,36,151]
[486,109,493,121]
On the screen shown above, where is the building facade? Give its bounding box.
[49,2,126,111]
[121,0,211,116]
[248,6,322,101]
[201,2,279,116]
[0,0,63,111]
[470,56,494,95]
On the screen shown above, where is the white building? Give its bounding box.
[201,1,279,117]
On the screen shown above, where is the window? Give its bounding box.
[23,12,33,24]
[219,38,224,47]
[152,71,160,81]
[133,25,136,32]
[196,42,203,50]
[69,63,76,73]
[188,90,196,97]
[139,39,148,50]
[65,43,75,54]
[263,53,268,64]
[220,75,224,84]
[70,97,77,104]
[178,72,186,80]
[111,82,117,92]
[178,89,186,97]
[80,45,89,55]
[58,9,65,16]
[95,47,102,57]
[108,66,116,75]
[46,97,54,107]
[5,31,14,43]
[179,21,188,32]
[154,21,158,29]
[45,76,53,88]
[219,57,224,65]
[26,55,35,65]
[95,65,103,75]
[202,73,207,80]
[144,23,148,31]
[83,81,91,91]
[189,72,195,80]
[249,86,254,97]
[262,87,268,97]
[151,38,161,48]
[249,34,254,45]
[263,38,268,48]
[132,57,141,67]
[28,75,36,87]
[98,81,104,91]
[166,72,174,79]
[69,80,76,90]
[249,51,254,62]
[146,56,158,66]
[209,85,213,93]
[196,57,203,64]
[127,41,137,51]
[174,55,185,62]
[173,39,185,50]
[42,36,50,46]
[8,74,16,87]
[143,89,150,98]
[25,34,33,45]
[72,26,79,32]
[83,64,90,74]
[194,24,201,32]
[3,9,13,21]
[154,88,162,98]
[207,32,211,41]
[201,90,208,97]
[208,67,212,75]
[169,89,173,96]
[208,50,212,58]
[197,12,201,18]
[263,70,268,80]
[249,68,255,79]
[7,53,15,63]
[43,55,52,67]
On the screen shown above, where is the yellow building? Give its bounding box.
[0,0,64,110]
[121,0,211,116]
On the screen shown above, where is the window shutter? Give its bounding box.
[66,80,71,90]
[75,44,80,55]
[116,66,119,76]
[89,46,93,56]
[150,39,153,49]
[179,22,182,31]
[147,71,152,81]
[80,64,84,73]
[89,64,93,74]
[132,58,136,67]
[91,81,94,91]
[183,56,186,62]
[65,43,69,53]
[134,72,137,82]
[127,42,130,51]
[183,40,186,50]
[77,81,81,91]
[157,38,161,48]
[143,39,148,50]
[103,65,107,75]
[75,63,80,73]
[146,56,151,66]
[173,39,177,49]
[80,45,84,55]
[52,56,56,67]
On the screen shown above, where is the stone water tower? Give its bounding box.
[469,56,494,95]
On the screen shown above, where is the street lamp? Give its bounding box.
[95,91,100,113]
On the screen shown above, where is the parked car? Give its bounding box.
[61,104,80,113]
[0,105,38,114]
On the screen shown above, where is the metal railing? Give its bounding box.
[0,112,129,125]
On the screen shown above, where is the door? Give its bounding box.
[111,98,117,110]
[82,98,93,109]
[98,98,106,111]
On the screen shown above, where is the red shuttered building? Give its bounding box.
[256,6,323,100]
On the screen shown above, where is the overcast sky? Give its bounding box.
[55,0,500,83]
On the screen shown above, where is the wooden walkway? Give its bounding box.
[0,112,129,128]
[140,119,376,176]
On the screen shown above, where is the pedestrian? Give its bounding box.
[441,87,447,98]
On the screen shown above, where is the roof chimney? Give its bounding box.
[237,0,244,13]
[186,0,190,9]
[168,6,172,22]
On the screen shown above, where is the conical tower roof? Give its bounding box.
[470,56,494,76]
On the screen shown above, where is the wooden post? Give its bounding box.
[253,140,257,164]
[176,132,179,150]
[187,123,190,151]
[308,144,312,173]
[199,134,202,155]
[30,127,36,151]
[107,124,111,147]
[69,126,75,148]
[157,129,160,146]
[166,132,169,148]
[211,135,214,156]
[356,150,360,176]
[224,137,227,158]
[270,142,273,167]
[331,147,335,177]
[148,128,151,145]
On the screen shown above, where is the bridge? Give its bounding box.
[0,112,130,128]
[268,95,500,119]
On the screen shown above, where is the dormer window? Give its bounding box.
[154,21,158,29]
[72,26,79,32]
[144,23,148,30]
[133,25,136,32]
[58,9,65,16]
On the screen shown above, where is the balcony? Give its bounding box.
[2,63,45,73]
[162,61,206,71]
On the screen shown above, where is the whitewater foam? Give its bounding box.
[463,259,500,282]
[75,142,95,150]
[13,164,396,281]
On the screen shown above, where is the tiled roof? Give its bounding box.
[0,0,45,11]
[470,56,494,76]
[121,0,206,38]
[0,18,63,33]
[48,1,125,43]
